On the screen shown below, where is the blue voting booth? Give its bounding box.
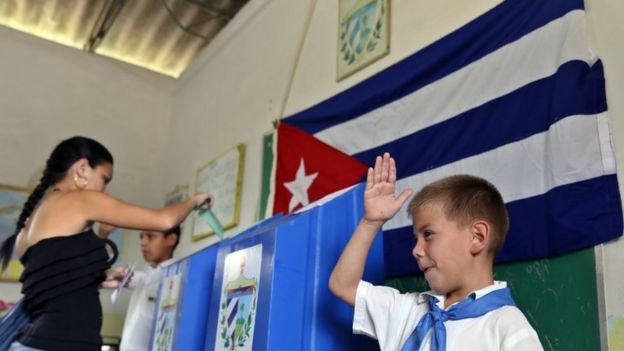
[150,243,219,350]
[152,183,384,350]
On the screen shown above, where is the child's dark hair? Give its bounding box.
[408,174,509,258]
[164,225,182,252]
[0,136,113,271]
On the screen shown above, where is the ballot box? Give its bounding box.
[204,183,383,350]
[150,242,220,351]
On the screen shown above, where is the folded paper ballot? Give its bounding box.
[111,262,136,304]
[198,208,225,239]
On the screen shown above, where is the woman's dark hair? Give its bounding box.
[0,136,113,271]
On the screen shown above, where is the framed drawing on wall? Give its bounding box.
[337,0,390,81]
[165,184,189,206]
[0,183,30,281]
[192,144,245,241]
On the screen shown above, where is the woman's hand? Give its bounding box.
[192,193,214,211]
[101,266,125,289]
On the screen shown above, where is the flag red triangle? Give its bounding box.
[273,123,367,215]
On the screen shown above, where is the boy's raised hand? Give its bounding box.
[363,153,413,224]
[329,152,412,306]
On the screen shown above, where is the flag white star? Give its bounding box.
[283,158,318,212]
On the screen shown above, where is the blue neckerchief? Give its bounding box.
[400,287,516,351]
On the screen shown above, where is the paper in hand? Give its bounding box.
[198,208,225,240]
[111,262,136,304]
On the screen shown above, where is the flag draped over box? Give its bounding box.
[273,0,623,277]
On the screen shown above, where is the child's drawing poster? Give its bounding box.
[214,244,262,351]
[152,269,183,351]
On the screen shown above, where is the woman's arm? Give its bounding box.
[77,191,212,231]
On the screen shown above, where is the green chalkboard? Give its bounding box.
[385,248,600,351]
[259,131,274,220]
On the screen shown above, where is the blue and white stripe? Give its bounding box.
[283,0,622,276]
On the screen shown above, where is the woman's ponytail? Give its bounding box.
[0,177,50,271]
[0,136,113,271]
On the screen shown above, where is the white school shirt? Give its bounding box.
[119,259,173,351]
[353,280,543,351]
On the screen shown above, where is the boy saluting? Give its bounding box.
[329,153,543,350]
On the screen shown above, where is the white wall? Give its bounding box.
[167,0,509,255]
[0,25,174,324]
[586,0,624,349]
[166,0,313,254]
[284,0,503,115]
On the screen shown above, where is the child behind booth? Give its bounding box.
[119,226,181,351]
[329,153,543,351]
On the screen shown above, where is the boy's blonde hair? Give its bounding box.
[408,174,509,257]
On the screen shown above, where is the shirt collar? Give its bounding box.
[158,258,175,268]
[147,258,175,269]
[417,280,508,305]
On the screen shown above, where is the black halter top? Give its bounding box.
[17,230,116,351]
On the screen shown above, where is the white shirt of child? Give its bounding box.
[120,259,173,351]
[353,280,543,351]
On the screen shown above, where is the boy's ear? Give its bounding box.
[470,220,490,255]
[164,234,177,248]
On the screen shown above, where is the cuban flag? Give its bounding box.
[273,0,623,277]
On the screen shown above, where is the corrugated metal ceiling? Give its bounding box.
[0,0,249,77]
